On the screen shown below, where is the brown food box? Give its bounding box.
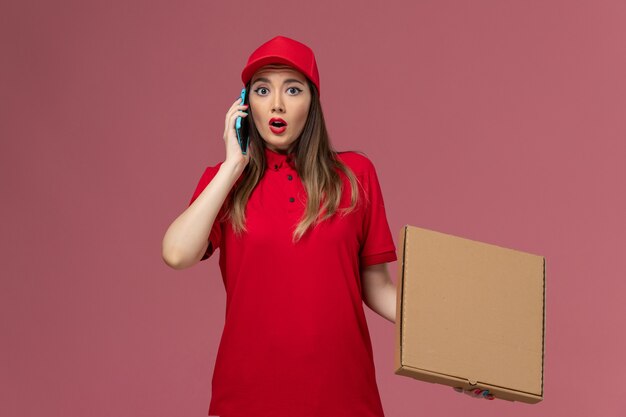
[394,225,545,403]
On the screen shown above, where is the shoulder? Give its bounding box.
[335,151,376,177]
[190,161,224,201]
[197,161,224,182]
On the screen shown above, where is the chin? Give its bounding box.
[263,137,297,152]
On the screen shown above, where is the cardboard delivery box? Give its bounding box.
[394,225,545,403]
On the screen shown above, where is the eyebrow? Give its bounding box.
[251,77,305,86]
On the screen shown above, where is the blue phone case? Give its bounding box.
[235,87,250,155]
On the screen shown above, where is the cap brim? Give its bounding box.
[242,56,308,86]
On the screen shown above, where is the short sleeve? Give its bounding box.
[188,164,224,261]
[359,158,397,268]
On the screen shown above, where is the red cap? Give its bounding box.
[241,35,320,96]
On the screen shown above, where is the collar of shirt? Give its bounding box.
[264,145,296,171]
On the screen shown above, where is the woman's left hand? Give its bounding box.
[453,386,495,400]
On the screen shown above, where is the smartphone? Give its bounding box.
[235,87,250,155]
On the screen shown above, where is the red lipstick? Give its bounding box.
[269,117,287,134]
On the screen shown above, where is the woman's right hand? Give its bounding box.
[223,97,251,173]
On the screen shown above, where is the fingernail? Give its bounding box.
[474,389,482,395]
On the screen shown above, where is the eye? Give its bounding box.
[287,87,303,95]
[253,87,269,96]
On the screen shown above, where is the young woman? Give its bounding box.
[162,35,491,417]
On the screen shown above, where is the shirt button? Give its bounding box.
[289,197,295,203]
[287,174,293,180]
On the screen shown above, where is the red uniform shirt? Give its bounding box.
[188,146,397,417]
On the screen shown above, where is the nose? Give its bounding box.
[271,93,284,113]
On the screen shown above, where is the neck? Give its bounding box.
[265,143,293,155]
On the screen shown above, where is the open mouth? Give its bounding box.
[269,118,287,134]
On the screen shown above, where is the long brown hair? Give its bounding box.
[222,78,363,243]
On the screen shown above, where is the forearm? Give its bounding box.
[162,162,241,269]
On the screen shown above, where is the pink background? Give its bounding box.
[2,1,625,416]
